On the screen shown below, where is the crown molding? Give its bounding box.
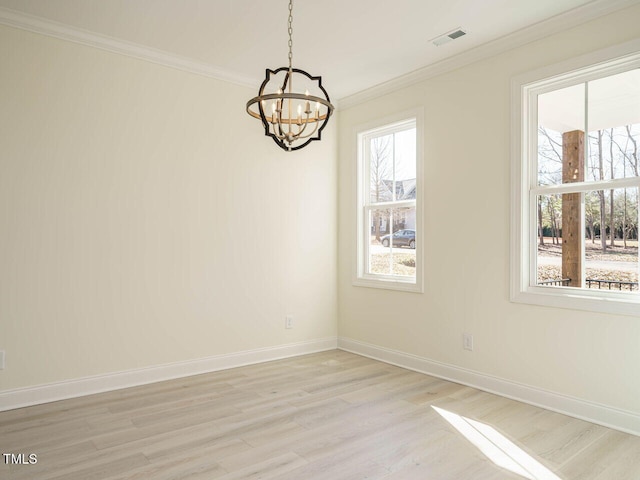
[1,0,637,108]
[0,6,257,89]
[337,0,640,109]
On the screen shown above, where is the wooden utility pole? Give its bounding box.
[562,130,584,287]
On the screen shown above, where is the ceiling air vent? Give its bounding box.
[432,28,467,47]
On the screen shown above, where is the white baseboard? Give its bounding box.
[338,337,640,437]
[5,336,638,437]
[0,337,337,412]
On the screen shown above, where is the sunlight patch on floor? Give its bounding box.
[432,406,562,480]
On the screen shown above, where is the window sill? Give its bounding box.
[511,286,640,317]
[353,275,423,293]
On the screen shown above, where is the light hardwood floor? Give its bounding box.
[1,350,639,479]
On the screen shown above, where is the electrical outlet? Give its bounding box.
[463,333,473,351]
[0,350,5,370]
[285,315,294,329]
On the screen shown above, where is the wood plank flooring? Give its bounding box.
[1,350,639,479]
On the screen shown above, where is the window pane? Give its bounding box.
[536,189,639,291]
[368,206,416,277]
[536,194,566,286]
[538,84,585,186]
[586,124,640,183]
[369,134,394,203]
[368,207,391,275]
[584,188,638,291]
[394,128,417,200]
[587,64,640,181]
[587,69,640,139]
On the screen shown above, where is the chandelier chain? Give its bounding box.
[287,0,293,70]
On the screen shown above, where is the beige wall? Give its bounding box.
[0,25,337,391]
[338,5,640,414]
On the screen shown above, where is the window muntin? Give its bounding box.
[513,42,640,314]
[356,114,422,292]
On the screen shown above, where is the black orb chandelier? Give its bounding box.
[246,0,334,152]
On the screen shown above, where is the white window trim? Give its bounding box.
[510,39,640,316]
[354,108,424,293]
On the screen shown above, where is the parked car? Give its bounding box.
[380,229,415,248]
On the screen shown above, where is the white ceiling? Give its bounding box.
[0,0,636,102]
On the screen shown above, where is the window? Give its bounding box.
[355,110,423,292]
[511,40,640,315]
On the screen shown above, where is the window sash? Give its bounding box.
[530,190,640,291]
[362,121,416,207]
[363,202,417,277]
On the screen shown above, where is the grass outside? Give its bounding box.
[370,236,416,276]
[370,252,415,276]
[368,236,639,283]
[538,238,638,262]
[537,265,638,284]
[537,237,638,284]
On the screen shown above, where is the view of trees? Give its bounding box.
[370,135,392,242]
[537,124,640,250]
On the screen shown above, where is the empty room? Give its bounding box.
[1,0,640,478]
